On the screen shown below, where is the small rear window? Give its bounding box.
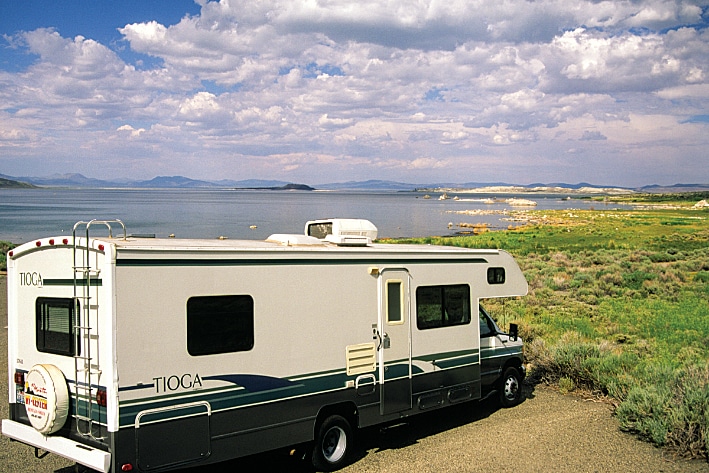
[36,297,79,356]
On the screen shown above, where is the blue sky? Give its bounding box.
[1,0,708,186]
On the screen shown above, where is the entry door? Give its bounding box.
[379,269,412,415]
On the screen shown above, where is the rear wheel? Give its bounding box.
[499,366,523,407]
[311,415,353,471]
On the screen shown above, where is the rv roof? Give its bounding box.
[100,236,503,256]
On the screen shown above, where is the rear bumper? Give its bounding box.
[2,419,111,473]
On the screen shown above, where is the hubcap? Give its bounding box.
[322,426,347,463]
[504,375,519,400]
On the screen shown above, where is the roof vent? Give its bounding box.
[305,219,377,246]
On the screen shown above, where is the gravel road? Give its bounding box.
[1,274,706,473]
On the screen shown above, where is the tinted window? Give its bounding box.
[479,306,495,337]
[416,284,471,330]
[187,295,254,356]
[487,267,506,285]
[36,297,79,356]
[387,280,403,324]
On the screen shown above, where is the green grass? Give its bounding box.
[387,206,709,460]
[0,241,15,271]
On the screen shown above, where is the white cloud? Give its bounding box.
[117,124,146,137]
[1,0,708,185]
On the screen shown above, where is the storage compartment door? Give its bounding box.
[136,401,211,471]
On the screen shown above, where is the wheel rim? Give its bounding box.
[321,425,347,463]
[504,375,519,401]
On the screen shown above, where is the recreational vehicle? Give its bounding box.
[3,218,527,472]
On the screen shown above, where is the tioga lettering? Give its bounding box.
[152,373,202,393]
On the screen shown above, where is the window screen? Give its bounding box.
[36,297,79,356]
[416,284,471,330]
[187,295,254,356]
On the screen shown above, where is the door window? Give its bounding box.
[386,280,403,325]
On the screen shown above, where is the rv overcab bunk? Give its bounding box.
[3,218,527,472]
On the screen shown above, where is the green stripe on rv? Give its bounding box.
[115,257,488,267]
[117,349,479,427]
[42,278,103,287]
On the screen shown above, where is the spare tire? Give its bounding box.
[24,364,70,435]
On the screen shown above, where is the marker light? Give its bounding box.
[49,239,55,245]
[35,241,42,247]
[62,238,69,245]
[121,464,134,471]
[98,244,105,251]
[8,251,13,257]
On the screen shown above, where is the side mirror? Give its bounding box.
[509,323,519,341]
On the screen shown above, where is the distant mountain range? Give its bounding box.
[1,173,708,193]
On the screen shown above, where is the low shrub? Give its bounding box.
[0,241,16,271]
[394,208,709,459]
[616,363,709,459]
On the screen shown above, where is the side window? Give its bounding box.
[487,267,506,285]
[187,295,254,356]
[416,284,471,330]
[36,297,79,356]
[386,280,403,325]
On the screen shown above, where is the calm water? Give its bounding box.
[0,188,622,243]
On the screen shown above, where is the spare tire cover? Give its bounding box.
[24,364,70,435]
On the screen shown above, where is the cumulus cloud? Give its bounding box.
[0,0,708,185]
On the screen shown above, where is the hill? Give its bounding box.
[2,173,709,193]
[0,177,35,189]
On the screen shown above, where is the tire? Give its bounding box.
[311,415,353,472]
[24,364,70,434]
[499,366,523,408]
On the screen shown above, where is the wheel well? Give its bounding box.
[502,357,525,378]
[315,402,358,432]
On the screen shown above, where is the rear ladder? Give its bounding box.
[72,219,125,439]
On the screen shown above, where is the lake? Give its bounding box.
[0,188,623,243]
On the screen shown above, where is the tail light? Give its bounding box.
[96,389,108,407]
[14,371,25,386]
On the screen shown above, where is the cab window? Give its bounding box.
[479,306,496,338]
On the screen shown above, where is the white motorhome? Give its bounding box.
[3,219,527,472]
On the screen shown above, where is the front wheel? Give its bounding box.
[499,366,523,407]
[311,415,353,471]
